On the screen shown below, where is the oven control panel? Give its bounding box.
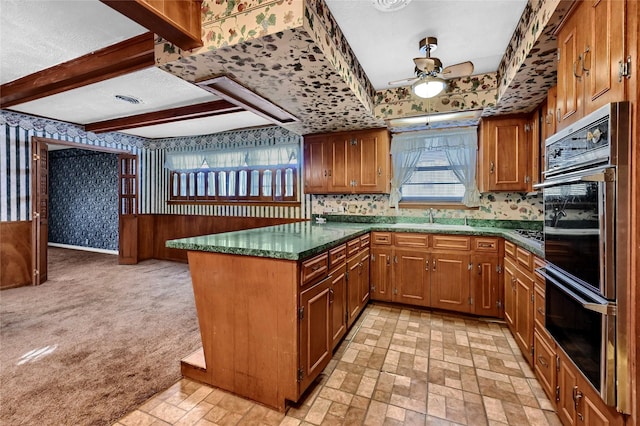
[546,117,609,174]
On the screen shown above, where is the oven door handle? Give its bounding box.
[536,267,614,316]
[533,167,615,189]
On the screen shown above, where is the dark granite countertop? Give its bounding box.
[166,221,544,260]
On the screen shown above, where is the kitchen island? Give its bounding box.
[167,221,543,411]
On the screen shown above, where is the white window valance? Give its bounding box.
[165,144,298,171]
[390,127,481,208]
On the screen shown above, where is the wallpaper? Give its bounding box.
[311,192,543,222]
[48,149,119,251]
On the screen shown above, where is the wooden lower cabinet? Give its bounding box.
[472,254,502,317]
[431,252,471,312]
[370,246,393,302]
[533,329,557,404]
[299,275,332,392]
[556,348,625,426]
[329,263,347,349]
[503,255,534,365]
[347,246,370,328]
[394,248,431,306]
[370,233,503,317]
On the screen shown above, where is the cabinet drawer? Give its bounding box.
[516,247,533,271]
[329,244,346,270]
[360,234,370,249]
[432,235,470,251]
[474,237,499,253]
[393,233,429,248]
[371,232,392,245]
[347,238,361,258]
[301,252,329,286]
[534,284,548,335]
[504,240,516,259]
[534,329,556,403]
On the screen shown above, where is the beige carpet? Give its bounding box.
[0,248,201,426]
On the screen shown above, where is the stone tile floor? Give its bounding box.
[114,303,561,425]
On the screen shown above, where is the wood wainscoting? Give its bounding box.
[138,214,307,263]
[1,221,32,289]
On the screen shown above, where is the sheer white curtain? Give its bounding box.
[389,127,480,208]
[165,144,299,171]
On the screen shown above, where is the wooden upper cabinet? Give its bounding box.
[583,0,626,113]
[101,0,203,50]
[303,129,390,194]
[555,0,627,130]
[478,116,530,192]
[303,135,328,193]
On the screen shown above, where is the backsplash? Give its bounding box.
[49,149,119,250]
[311,192,543,222]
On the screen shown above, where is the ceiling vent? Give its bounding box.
[114,94,143,105]
[372,0,411,12]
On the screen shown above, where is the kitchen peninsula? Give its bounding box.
[167,221,543,411]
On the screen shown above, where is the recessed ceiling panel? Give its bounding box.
[0,0,148,84]
[119,111,274,139]
[9,67,222,124]
[325,0,527,90]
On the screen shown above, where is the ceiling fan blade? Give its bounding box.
[413,57,435,72]
[442,61,474,79]
[388,76,419,86]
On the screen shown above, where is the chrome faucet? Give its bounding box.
[464,216,468,226]
[429,208,434,224]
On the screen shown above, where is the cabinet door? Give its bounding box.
[583,0,626,113]
[329,264,347,349]
[557,6,582,129]
[353,130,390,193]
[533,329,557,405]
[327,136,351,193]
[472,254,501,317]
[370,247,393,302]
[394,248,430,306]
[480,117,529,191]
[359,248,370,306]
[503,257,517,332]
[299,276,332,392]
[557,350,579,426]
[431,253,471,313]
[514,268,534,365]
[303,136,327,193]
[347,254,361,328]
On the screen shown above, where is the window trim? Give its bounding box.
[168,165,298,204]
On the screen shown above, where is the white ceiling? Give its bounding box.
[325,0,528,90]
[1,0,528,138]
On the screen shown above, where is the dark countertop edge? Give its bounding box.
[166,223,544,260]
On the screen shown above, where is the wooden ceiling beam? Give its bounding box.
[0,33,155,109]
[101,0,203,51]
[84,100,244,133]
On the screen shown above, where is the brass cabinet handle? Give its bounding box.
[582,46,591,73]
[489,161,495,174]
[425,258,429,271]
[537,355,548,368]
[378,166,382,176]
[432,259,436,271]
[329,288,334,304]
[478,264,482,275]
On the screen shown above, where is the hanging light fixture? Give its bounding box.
[412,75,446,98]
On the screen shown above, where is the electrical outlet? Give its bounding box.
[347,204,357,213]
[85,239,89,245]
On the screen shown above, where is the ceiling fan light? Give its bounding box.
[412,77,446,98]
[372,0,412,12]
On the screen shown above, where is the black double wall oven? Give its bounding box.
[534,102,630,414]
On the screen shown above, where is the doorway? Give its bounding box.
[31,137,139,285]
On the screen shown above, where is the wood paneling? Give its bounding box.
[0,221,32,289]
[139,214,305,262]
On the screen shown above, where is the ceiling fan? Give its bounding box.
[389,37,474,98]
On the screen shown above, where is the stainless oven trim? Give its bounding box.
[534,166,614,189]
[540,266,617,406]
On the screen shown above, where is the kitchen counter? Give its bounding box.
[166,221,544,258]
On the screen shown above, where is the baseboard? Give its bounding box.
[48,243,118,255]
